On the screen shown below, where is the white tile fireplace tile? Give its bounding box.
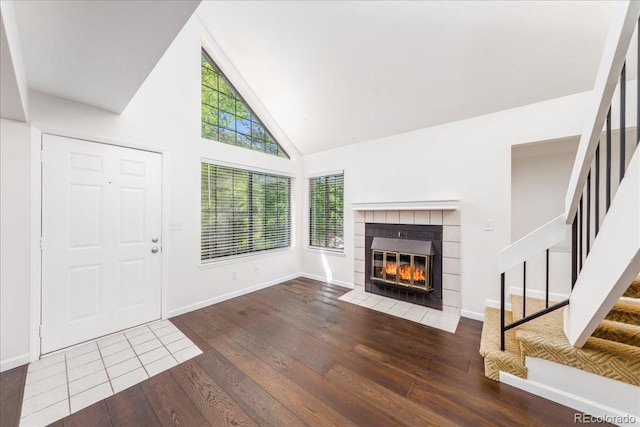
[443,289,461,308]
[414,211,430,224]
[373,211,386,223]
[354,210,365,223]
[443,210,461,226]
[386,210,399,223]
[442,305,460,315]
[430,210,443,225]
[399,210,415,224]
[443,257,461,275]
[443,273,461,291]
[443,242,461,258]
[443,225,461,242]
[354,222,365,235]
[387,304,411,317]
[341,291,459,333]
[365,211,375,222]
[402,307,428,323]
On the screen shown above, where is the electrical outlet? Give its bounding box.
[231,271,237,280]
[485,220,495,231]
[170,221,182,231]
[254,266,259,274]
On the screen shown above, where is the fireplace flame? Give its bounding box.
[381,262,426,282]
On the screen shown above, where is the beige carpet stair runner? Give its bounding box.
[480,278,640,386]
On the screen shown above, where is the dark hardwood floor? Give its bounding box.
[1,278,595,426]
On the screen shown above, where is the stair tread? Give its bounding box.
[606,297,640,326]
[480,297,640,386]
[623,277,640,298]
[479,307,526,381]
[509,294,564,331]
[594,319,640,347]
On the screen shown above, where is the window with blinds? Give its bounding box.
[201,163,291,261]
[309,173,344,250]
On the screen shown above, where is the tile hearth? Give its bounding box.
[338,289,460,333]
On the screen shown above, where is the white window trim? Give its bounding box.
[201,157,296,178]
[199,246,295,269]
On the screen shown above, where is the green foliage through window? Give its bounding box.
[201,50,289,159]
[309,174,344,250]
[202,163,291,261]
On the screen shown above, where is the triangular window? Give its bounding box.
[201,49,289,159]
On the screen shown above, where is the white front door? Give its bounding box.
[41,134,162,354]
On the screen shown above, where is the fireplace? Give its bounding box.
[370,238,434,291]
[365,223,443,310]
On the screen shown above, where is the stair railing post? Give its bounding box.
[523,261,526,317]
[621,63,626,182]
[545,249,550,308]
[571,216,578,289]
[501,273,505,351]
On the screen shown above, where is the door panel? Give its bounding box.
[41,134,162,354]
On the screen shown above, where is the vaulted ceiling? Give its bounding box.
[197,1,621,154]
[4,0,199,114]
[1,1,627,155]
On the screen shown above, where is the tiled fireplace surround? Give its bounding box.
[353,209,461,316]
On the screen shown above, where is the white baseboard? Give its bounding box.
[501,357,640,426]
[461,309,484,321]
[485,299,512,312]
[298,272,354,290]
[0,353,30,372]
[166,273,300,318]
[510,286,569,302]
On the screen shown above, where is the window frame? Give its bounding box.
[201,160,293,264]
[308,171,345,253]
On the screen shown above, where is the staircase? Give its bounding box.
[480,278,640,386]
[479,1,640,422]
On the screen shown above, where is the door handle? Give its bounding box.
[151,237,159,243]
[151,247,159,254]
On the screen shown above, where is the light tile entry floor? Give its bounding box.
[338,289,460,333]
[20,320,202,427]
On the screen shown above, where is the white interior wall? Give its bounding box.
[302,91,593,319]
[511,139,579,241]
[507,139,578,297]
[0,16,303,368]
[0,118,31,369]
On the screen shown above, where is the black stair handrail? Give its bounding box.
[500,250,569,351]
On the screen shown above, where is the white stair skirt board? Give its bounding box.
[500,357,640,426]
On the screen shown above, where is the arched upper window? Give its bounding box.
[201,49,289,159]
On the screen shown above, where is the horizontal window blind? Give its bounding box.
[202,163,291,261]
[309,174,344,250]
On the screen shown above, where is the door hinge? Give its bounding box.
[40,238,44,250]
[40,150,44,163]
[39,325,43,338]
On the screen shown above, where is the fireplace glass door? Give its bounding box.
[413,255,428,289]
[372,251,384,281]
[397,253,411,286]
